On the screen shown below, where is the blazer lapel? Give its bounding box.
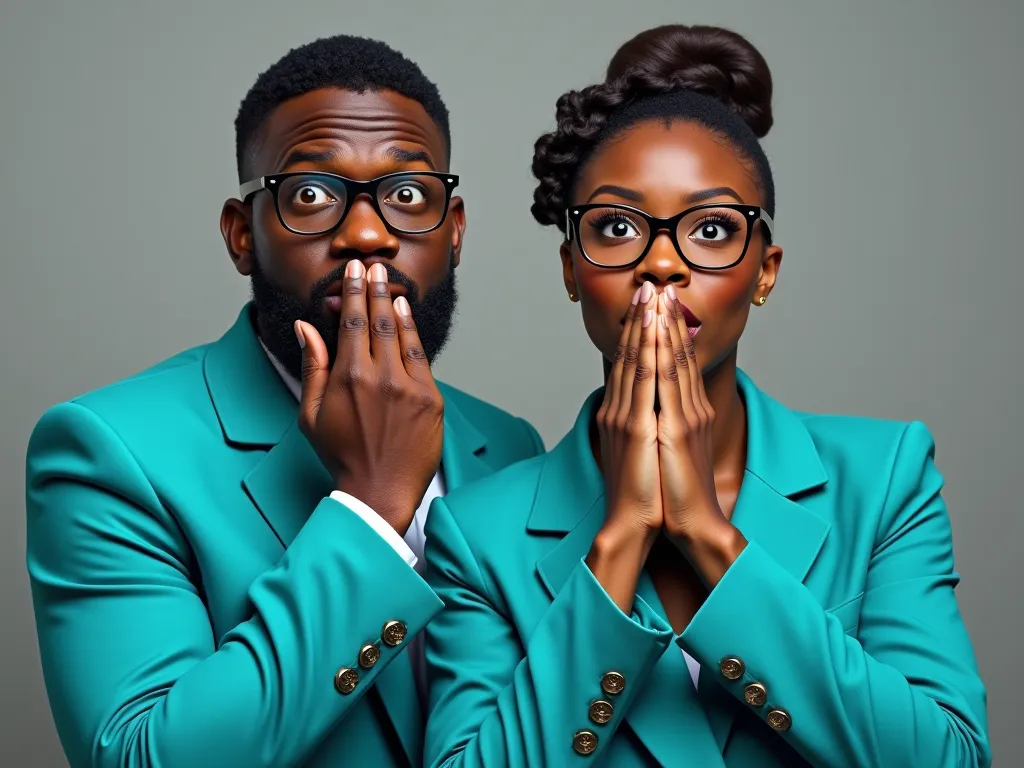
[205,306,326,548]
[242,423,334,547]
[531,389,607,599]
[699,370,831,753]
[204,305,296,448]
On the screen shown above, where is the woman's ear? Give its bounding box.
[753,243,783,304]
[560,241,578,301]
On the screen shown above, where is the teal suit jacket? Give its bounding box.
[25,305,544,768]
[423,371,990,767]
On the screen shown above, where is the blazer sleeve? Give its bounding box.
[679,420,991,767]
[422,496,673,768]
[25,401,443,768]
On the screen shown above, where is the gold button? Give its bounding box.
[600,671,626,695]
[572,729,598,755]
[719,656,745,680]
[382,620,408,647]
[744,682,768,707]
[358,643,380,669]
[588,700,614,725]
[767,709,792,731]
[334,667,359,695]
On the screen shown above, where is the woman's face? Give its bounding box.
[561,120,783,373]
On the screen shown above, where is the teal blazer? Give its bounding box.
[423,370,990,767]
[25,305,543,768]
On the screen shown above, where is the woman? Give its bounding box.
[422,24,990,767]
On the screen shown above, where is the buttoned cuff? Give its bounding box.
[329,491,417,569]
[539,560,672,757]
[677,541,796,730]
[678,540,765,662]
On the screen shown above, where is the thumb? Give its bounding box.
[295,320,329,427]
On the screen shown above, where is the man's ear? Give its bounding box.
[448,195,465,268]
[221,198,254,276]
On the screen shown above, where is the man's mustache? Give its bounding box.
[309,260,420,306]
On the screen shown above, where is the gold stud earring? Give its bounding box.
[757,295,767,305]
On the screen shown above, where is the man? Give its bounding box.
[26,35,543,768]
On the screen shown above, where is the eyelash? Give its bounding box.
[583,211,744,235]
[587,212,641,231]
[692,213,742,234]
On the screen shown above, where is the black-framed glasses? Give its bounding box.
[239,171,460,235]
[565,202,775,270]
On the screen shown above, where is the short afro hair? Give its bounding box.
[234,35,451,181]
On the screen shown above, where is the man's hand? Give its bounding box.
[295,259,444,536]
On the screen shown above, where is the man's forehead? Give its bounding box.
[254,87,446,171]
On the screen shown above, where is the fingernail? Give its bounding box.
[369,263,387,282]
[658,293,667,311]
[631,287,641,306]
[395,296,411,316]
[659,313,668,329]
[640,281,653,304]
[643,309,654,328]
[666,285,678,302]
[293,320,305,349]
[345,259,364,278]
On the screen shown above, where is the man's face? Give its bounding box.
[221,87,465,379]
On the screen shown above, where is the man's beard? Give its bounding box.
[251,251,458,381]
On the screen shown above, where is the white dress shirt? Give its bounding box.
[259,341,698,691]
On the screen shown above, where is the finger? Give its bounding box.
[295,320,330,428]
[664,286,699,426]
[687,316,715,451]
[366,262,401,370]
[335,258,370,370]
[655,293,684,422]
[618,281,655,420]
[676,295,707,422]
[604,286,641,416]
[393,295,436,386]
[628,285,658,419]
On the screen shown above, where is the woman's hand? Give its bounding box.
[656,288,746,586]
[586,281,662,612]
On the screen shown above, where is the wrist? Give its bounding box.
[334,482,415,536]
[671,518,746,587]
[596,513,659,557]
[586,520,656,614]
[592,522,653,562]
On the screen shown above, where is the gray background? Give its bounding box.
[1,0,1019,765]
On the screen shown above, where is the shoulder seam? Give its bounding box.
[58,401,174,522]
[872,420,916,549]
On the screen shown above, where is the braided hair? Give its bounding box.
[531,24,776,237]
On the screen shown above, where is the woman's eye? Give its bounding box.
[293,186,334,206]
[691,221,731,242]
[602,219,640,238]
[388,185,427,205]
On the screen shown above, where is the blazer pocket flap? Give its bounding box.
[826,592,864,635]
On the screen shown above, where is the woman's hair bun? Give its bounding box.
[606,24,773,138]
